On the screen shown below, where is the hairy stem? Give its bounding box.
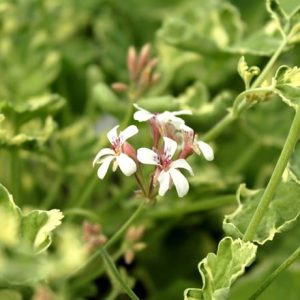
[99,247,140,300]
[244,107,300,241]
[248,246,300,300]
[70,200,145,277]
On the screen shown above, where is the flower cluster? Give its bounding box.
[93,106,214,198]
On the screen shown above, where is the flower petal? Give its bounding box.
[197,141,214,161]
[137,148,159,165]
[157,170,170,196]
[97,156,114,179]
[119,125,138,144]
[93,148,115,166]
[107,125,119,145]
[169,168,189,198]
[133,104,154,122]
[163,137,177,158]
[180,124,193,133]
[170,159,194,175]
[116,153,137,176]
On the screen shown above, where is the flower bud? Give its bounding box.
[111,82,128,92]
[138,43,151,72]
[123,142,137,161]
[128,46,138,80]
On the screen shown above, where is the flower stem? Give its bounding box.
[105,200,145,249]
[202,39,287,142]
[244,107,300,241]
[99,247,140,300]
[248,246,300,300]
[70,200,145,277]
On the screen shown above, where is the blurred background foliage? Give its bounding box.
[0,0,299,299]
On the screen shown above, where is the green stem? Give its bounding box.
[70,200,145,277]
[232,87,274,116]
[251,39,287,89]
[248,246,300,300]
[202,39,287,142]
[105,200,145,249]
[99,247,140,300]
[244,107,300,241]
[43,172,65,209]
[202,112,235,142]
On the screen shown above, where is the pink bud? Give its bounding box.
[151,73,161,85]
[123,142,137,161]
[128,46,138,80]
[138,43,151,72]
[111,82,128,92]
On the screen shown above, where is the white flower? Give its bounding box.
[93,125,138,179]
[137,137,193,197]
[133,104,192,129]
[180,124,214,161]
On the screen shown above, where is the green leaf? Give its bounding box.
[0,117,57,150]
[226,30,282,56]
[21,209,64,253]
[184,237,257,300]
[0,94,65,126]
[223,180,300,244]
[274,65,300,109]
[92,83,126,118]
[287,140,300,184]
[0,184,21,247]
[266,0,288,36]
[157,2,243,55]
[288,6,300,43]
[0,183,63,252]
[0,290,22,300]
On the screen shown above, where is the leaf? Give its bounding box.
[274,65,300,109]
[0,94,65,126]
[266,0,288,36]
[0,183,63,252]
[92,83,126,118]
[226,30,282,56]
[157,2,243,55]
[21,209,64,253]
[287,140,300,184]
[223,180,300,244]
[0,185,21,247]
[0,117,57,151]
[0,290,22,300]
[184,237,257,300]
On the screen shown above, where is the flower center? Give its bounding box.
[160,152,172,170]
[111,137,122,155]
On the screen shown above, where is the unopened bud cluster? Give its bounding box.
[112,44,160,99]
